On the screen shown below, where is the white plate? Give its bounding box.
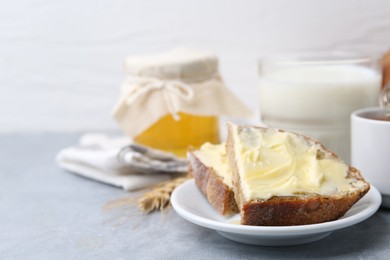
[171,180,381,246]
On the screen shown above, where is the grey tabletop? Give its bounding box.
[1,133,390,259]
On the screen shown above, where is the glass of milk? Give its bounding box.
[259,52,381,163]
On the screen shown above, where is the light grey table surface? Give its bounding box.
[1,133,390,260]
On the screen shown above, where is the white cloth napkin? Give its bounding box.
[56,133,188,191]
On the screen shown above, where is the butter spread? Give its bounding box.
[194,143,233,187]
[231,124,355,201]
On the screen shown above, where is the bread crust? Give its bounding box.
[188,151,239,216]
[227,123,370,226]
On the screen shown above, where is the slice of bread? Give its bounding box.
[226,122,370,226]
[188,143,239,216]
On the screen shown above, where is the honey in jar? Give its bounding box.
[135,113,219,157]
[112,48,251,157]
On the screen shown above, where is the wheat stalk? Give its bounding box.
[138,174,191,213]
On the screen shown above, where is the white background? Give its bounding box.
[1,0,390,133]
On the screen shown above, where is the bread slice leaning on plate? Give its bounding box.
[226,122,370,226]
[188,143,239,216]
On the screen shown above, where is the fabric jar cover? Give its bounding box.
[111,48,252,138]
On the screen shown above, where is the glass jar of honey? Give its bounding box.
[112,48,251,157]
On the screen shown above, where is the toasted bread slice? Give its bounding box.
[188,143,239,216]
[226,122,370,226]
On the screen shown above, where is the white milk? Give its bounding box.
[259,65,381,163]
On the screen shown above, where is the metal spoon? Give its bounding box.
[379,83,390,116]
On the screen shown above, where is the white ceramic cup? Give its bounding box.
[351,107,390,207]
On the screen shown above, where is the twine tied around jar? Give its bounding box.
[122,77,195,120]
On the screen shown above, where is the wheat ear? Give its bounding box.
[138,174,191,213]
